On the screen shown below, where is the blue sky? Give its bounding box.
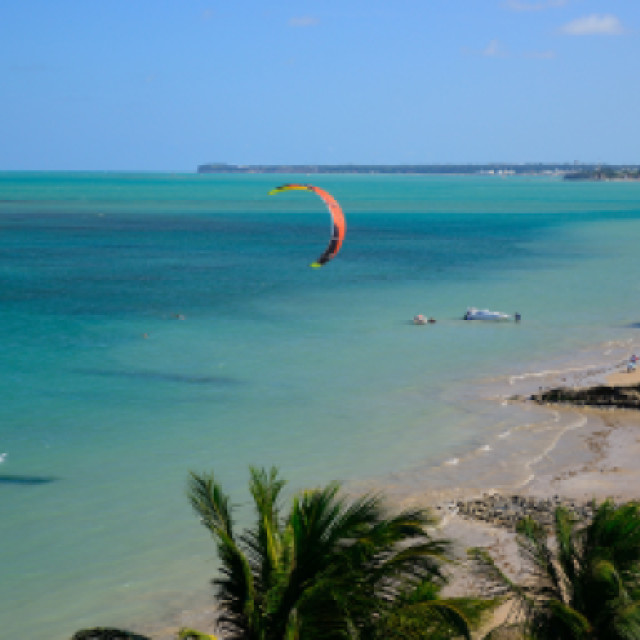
[2,1,638,170]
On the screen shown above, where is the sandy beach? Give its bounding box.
[435,366,640,637]
[350,356,640,639]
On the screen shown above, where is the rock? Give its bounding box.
[531,383,640,410]
[72,629,151,640]
[451,493,598,531]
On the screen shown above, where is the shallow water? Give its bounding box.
[1,172,640,637]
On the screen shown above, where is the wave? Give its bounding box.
[518,412,588,488]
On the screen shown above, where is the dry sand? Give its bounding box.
[607,363,640,387]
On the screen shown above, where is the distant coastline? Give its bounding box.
[197,162,640,179]
[563,167,640,181]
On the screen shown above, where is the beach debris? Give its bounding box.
[269,183,346,267]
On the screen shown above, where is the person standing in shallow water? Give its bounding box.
[515,312,521,323]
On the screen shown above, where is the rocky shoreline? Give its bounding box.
[528,383,640,409]
[444,493,595,531]
[445,381,640,531]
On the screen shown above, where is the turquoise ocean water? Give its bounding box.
[2,172,640,638]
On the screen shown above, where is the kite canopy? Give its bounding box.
[268,184,346,267]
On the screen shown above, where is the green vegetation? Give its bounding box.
[470,500,640,639]
[186,466,484,640]
[178,629,218,639]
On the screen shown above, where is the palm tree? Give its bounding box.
[470,500,640,639]
[575,501,640,638]
[187,466,476,639]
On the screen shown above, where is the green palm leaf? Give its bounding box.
[187,472,257,639]
[188,467,463,640]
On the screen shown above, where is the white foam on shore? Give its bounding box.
[503,338,640,391]
[518,412,588,488]
[391,359,601,502]
[372,336,640,514]
[508,364,598,386]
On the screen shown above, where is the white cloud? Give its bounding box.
[505,0,569,11]
[482,39,507,57]
[288,16,319,28]
[560,14,625,35]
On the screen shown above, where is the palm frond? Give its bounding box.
[188,471,235,539]
[467,547,527,600]
[586,501,640,575]
[374,599,473,640]
[555,506,579,586]
[607,601,640,640]
[177,628,218,640]
[242,466,286,591]
[187,471,256,639]
[534,598,591,639]
[467,546,534,630]
[516,516,566,601]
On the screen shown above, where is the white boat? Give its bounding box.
[464,307,512,321]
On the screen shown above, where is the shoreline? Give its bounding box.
[133,344,640,639]
[355,344,640,637]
